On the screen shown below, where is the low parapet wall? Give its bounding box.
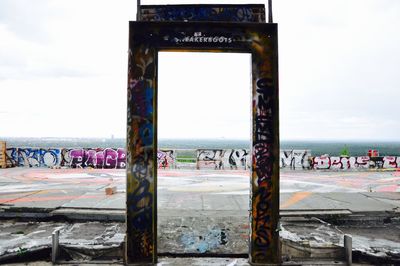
[6,147,306,170]
[196,149,312,170]
[5,147,176,169]
[311,156,400,170]
[280,150,311,169]
[4,147,400,170]
[196,149,251,170]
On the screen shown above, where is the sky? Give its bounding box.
[0,0,399,141]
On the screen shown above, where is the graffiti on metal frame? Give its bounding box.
[127,20,279,264]
[126,40,157,262]
[174,32,233,44]
[140,4,266,23]
[251,75,278,262]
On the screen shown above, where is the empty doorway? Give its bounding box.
[157,51,251,256]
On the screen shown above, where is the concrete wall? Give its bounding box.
[280,150,311,169]
[196,149,251,170]
[195,149,400,170]
[311,156,400,170]
[5,148,176,169]
[197,149,311,169]
[5,147,400,170]
[195,149,312,170]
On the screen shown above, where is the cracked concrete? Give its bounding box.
[1,168,400,264]
[2,216,400,264]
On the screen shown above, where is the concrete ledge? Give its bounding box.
[282,238,344,260]
[2,206,400,223]
[0,207,125,222]
[51,208,125,222]
[281,209,352,217]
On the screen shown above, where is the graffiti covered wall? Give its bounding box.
[6,148,61,168]
[68,148,126,169]
[280,150,311,169]
[196,149,313,170]
[6,148,175,169]
[196,149,250,170]
[194,150,400,170]
[311,156,400,170]
[6,147,399,170]
[157,150,176,169]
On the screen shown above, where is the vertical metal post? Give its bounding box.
[344,234,352,265]
[126,25,157,264]
[52,229,60,263]
[137,0,141,21]
[249,25,280,264]
[268,0,273,23]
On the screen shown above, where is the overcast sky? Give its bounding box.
[0,0,399,141]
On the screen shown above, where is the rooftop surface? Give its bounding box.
[1,168,400,264]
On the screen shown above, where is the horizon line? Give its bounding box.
[1,136,400,143]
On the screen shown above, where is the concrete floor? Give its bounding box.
[1,168,400,214]
[1,168,400,264]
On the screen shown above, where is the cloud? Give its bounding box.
[0,0,399,140]
[0,1,135,81]
[0,64,94,81]
[0,0,62,43]
[0,11,92,80]
[276,0,400,140]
